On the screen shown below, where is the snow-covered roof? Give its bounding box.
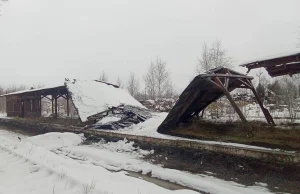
[240,49,300,67]
[0,85,65,97]
[65,80,146,122]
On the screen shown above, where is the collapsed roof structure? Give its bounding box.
[66,80,146,122]
[240,49,300,77]
[157,67,274,136]
[66,80,151,129]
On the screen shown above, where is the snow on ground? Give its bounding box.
[0,131,198,194]
[0,112,9,119]
[0,128,27,140]
[0,131,272,194]
[92,138,154,157]
[66,80,145,122]
[26,132,84,150]
[59,140,271,194]
[96,112,295,152]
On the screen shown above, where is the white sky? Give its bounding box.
[0,0,300,92]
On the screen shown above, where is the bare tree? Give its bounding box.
[0,85,3,95]
[0,84,27,113]
[0,85,4,113]
[144,57,172,100]
[282,76,298,122]
[116,77,123,88]
[196,40,233,73]
[144,62,157,100]
[0,0,7,16]
[155,57,170,98]
[127,72,140,98]
[4,85,26,94]
[99,71,108,82]
[164,80,174,98]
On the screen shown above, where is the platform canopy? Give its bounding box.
[0,84,68,118]
[0,85,66,98]
[157,67,274,135]
[240,49,300,77]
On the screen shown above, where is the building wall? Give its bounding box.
[23,98,41,117]
[6,95,22,117]
[6,95,42,118]
[0,97,6,113]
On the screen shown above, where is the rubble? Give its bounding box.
[92,105,152,130]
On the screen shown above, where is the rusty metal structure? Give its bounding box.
[0,85,70,119]
[240,50,300,77]
[157,67,274,136]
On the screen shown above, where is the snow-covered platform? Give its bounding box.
[0,116,299,166]
[87,129,300,165]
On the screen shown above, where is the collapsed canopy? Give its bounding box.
[157,67,273,134]
[66,80,145,122]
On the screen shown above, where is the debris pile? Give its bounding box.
[140,98,177,112]
[93,105,152,130]
[65,80,146,122]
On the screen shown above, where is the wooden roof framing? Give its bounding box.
[240,50,300,77]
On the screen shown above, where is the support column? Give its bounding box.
[51,96,54,118]
[21,100,24,118]
[243,79,275,125]
[214,77,253,136]
[251,87,275,125]
[54,95,58,119]
[39,96,42,117]
[66,93,69,117]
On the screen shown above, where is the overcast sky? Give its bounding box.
[0,0,300,92]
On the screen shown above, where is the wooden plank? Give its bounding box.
[214,77,253,135]
[51,96,54,118]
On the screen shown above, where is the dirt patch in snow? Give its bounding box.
[144,145,300,194]
[84,135,300,194]
[170,119,300,151]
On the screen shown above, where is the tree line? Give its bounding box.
[0,40,235,103]
[98,40,234,101]
[0,38,298,105]
[99,57,174,101]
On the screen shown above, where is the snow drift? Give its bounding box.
[26,132,84,150]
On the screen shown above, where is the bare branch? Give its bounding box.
[155,57,169,99]
[144,57,172,99]
[197,40,233,74]
[144,62,157,100]
[116,77,123,88]
[127,72,140,98]
[99,71,108,82]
